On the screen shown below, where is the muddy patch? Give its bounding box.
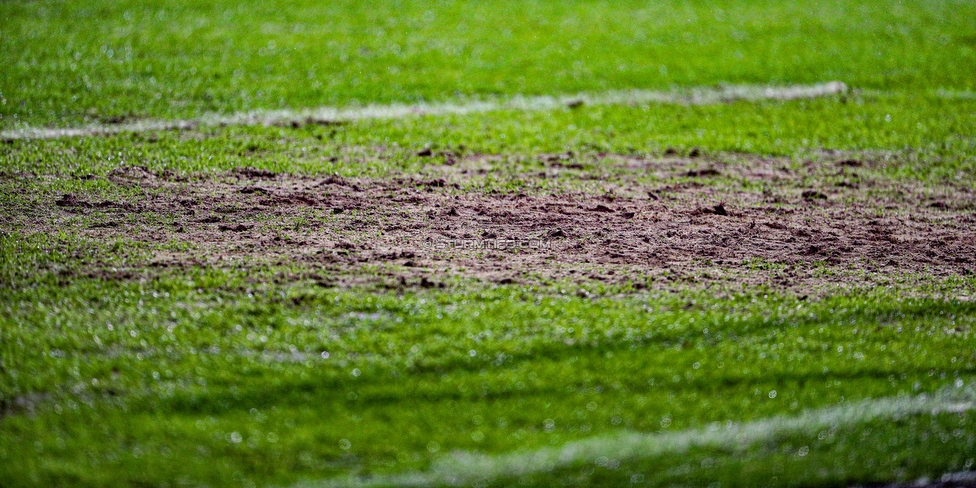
[2,156,975,292]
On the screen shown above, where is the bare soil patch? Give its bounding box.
[3,154,975,292]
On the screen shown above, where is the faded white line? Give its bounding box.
[936,89,976,100]
[1,82,848,141]
[295,383,974,487]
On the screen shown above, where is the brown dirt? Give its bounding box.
[3,155,976,293]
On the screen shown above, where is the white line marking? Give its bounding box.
[1,82,848,141]
[936,89,976,100]
[295,383,974,487]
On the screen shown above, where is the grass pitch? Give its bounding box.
[2,1,976,487]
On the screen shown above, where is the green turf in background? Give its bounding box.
[2,0,976,128]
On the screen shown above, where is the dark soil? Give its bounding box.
[4,154,976,292]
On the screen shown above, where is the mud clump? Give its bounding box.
[802,190,828,200]
[218,224,253,232]
[683,168,721,177]
[234,167,276,179]
[702,203,729,216]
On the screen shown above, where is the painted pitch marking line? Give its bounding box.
[1,82,848,141]
[298,384,974,487]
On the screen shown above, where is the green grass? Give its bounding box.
[3,92,976,183]
[2,268,975,487]
[3,0,976,486]
[484,413,976,487]
[2,0,976,129]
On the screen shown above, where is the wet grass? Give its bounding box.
[1,265,975,487]
[3,0,976,486]
[498,413,976,487]
[1,211,976,486]
[3,102,976,488]
[2,91,976,182]
[2,0,976,129]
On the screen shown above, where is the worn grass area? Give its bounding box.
[3,0,976,487]
[2,150,975,294]
[3,133,976,486]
